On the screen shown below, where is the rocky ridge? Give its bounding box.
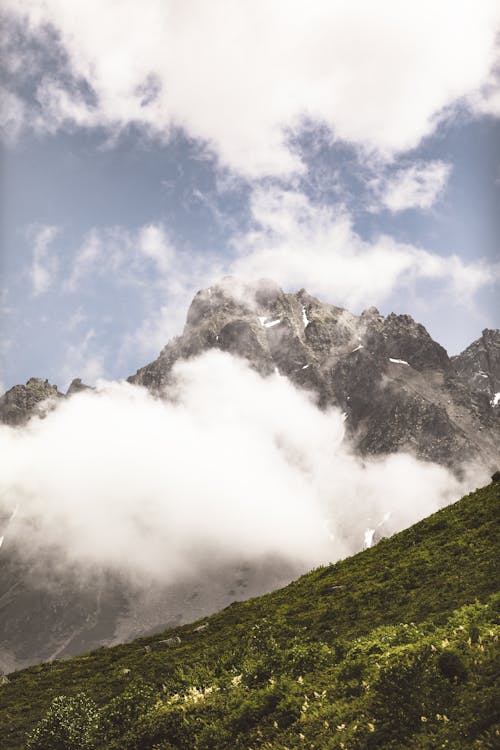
[129,278,500,471]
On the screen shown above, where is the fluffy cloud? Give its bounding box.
[3,1,500,176]
[0,351,483,583]
[46,191,498,372]
[29,224,59,295]
[230,187,498,308]
[374,161,452,213]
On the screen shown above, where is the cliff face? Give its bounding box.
[451,328,500,397]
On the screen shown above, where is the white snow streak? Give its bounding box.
[389,358,409,366]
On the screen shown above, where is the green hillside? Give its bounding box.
[1,480,499,750]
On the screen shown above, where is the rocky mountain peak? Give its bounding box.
[378,312,451,372]
[2,279,498,469]
[0,378,63,426]
[128,280,499,471]
[66,378,92,396]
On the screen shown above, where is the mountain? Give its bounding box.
[1,479,498,750]
[130,279,500,470]
[2,280,499,467]
[0,279,498,674]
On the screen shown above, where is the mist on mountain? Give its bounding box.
[0,349,485,591]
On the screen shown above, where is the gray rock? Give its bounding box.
[452,329,500,396]
[157,636,181,648]
[193,623,208,633]
[129,279,500,472]
[0,378,63,426]
[66,378,92,396]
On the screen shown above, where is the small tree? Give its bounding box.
[26,693,99,750]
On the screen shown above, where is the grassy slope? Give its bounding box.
[1,481,499,749]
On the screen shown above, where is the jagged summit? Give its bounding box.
[2,279,499,468]
[129,279,499,470]
[0,377,63,426]
[0,376,93,426]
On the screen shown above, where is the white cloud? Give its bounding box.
[59,328,105,390]
[52,194,498,364]
[64,224,177,293]
[59,223,222,359]
[375,161,452,213]
[64,230,102,292]
[29,224,59,295]
[138,224,175,274]
[3,1,500,176]
[230,187,499,309]
[0,351,484,583]
[0,86,25,142]
[469,61,500,117]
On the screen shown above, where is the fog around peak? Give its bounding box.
[0,350,486,588]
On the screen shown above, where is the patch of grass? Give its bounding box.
[1,481,498,749]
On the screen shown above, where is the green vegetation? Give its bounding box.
[1,481,499,749]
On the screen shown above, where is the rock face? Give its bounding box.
[0,279,498,672]
[451,329,500,399]
[0,377,63,426]
[0,377,93,427]
[130,278,500,471]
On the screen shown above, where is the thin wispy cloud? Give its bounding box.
[0,86,25,143]
[59,328,105,390]
[29,224,59,295]
[373,161,452,213]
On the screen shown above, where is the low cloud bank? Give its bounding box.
[0,351,486,585]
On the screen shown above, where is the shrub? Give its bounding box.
[26,693,99,750]
[437,648,468,683]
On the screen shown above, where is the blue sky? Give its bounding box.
[1,1,499,391]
